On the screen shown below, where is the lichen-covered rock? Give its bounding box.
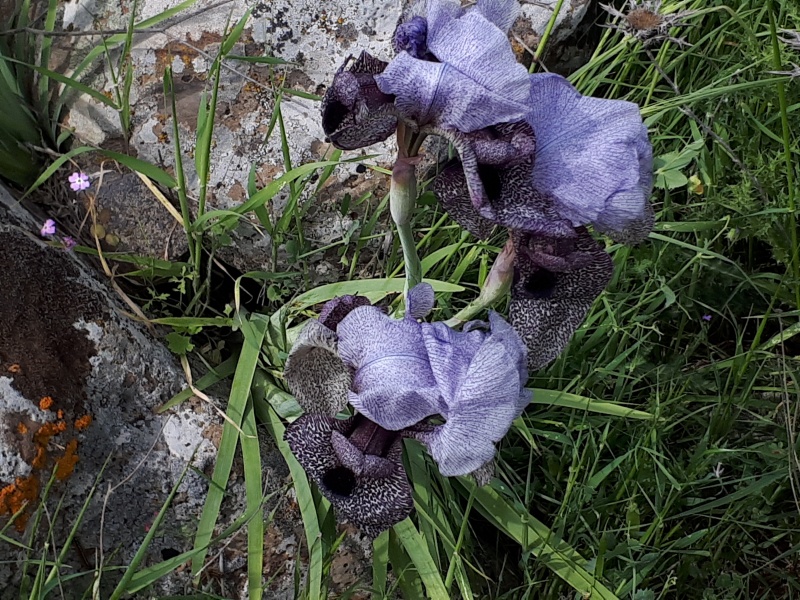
[92,171,190,260]
[516,0,591,48]
[0,192,229,595]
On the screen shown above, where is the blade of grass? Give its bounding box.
[190,313,266,577]
[392,518,449,600]
[241,396,264,600]
[529,389,654,420]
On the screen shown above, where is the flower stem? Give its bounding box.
[390,154,423,294]
[444,238,515,327]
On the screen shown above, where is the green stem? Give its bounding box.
[444,238,515,327]
[396,220,422,292]
[530,0,565,72]
[393,125,425,296]
[766,0,799,311]
[390,153,423,294]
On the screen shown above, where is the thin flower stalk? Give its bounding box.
[445,238,515,327]
[390,150,423,294]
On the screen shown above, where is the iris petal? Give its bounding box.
[510,228,614,369]
[476,0,520,33]
[376,5,530,132]
[318,294,372,330]
[284,320,351,415]
[285,415,413,536]
[432,132,574,240]
[406,280,436,319]
[414,313,531,476]
[321,51,398,151]
[527,73,653,243]
[337,304,444,429]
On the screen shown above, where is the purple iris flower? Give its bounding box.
[283,284,530,534]
[319,0,654,368]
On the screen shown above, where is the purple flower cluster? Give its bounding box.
[284,285,529,534]
[39,219,77,251]
[289,0,656,535]
[321,0,654,369]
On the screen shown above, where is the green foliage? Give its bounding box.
[0,0,59,187]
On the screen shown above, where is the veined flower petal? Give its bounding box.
[414,312,530,476]
[377,5,530,132]
[527,73,654,243]
[337,302,444,429]
[475,0,520,32]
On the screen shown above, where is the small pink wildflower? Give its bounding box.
[62,236,77,251]
[68,172,91,192]
[40,219,56,237]
[702,314,712,322]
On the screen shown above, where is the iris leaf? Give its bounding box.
[393,519,449,599]
[529,389,654,420]
[191,314,266,577]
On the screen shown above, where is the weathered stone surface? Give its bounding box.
[517,0,591,47]
[0,194,221,595]
[93,171,190,260]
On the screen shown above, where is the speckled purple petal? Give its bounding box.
[337,305,444,429]
[432,124,575,240]
[284,414,413,536]
[527,73,654,243]
[318,295,372,330]
[284,319,350,415]
[510,228,613,369]
[432,160,495,239]
[376,7,530,131]
[406,281,435,319]
[322,51,398,151]
[413,312,530,476]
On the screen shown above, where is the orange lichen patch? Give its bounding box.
[16,423,28,435]
[39,396,54,411]
[7,363,21,373]
[31,421,67,469]
[0,475,40,531]
[74,415,92,431]
[57,409,64,419]
[55,440,79,481]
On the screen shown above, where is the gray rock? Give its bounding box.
[0,187,372,598]
[518,0,590,44]
[0,188,264,597]
[93,171,189,260]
